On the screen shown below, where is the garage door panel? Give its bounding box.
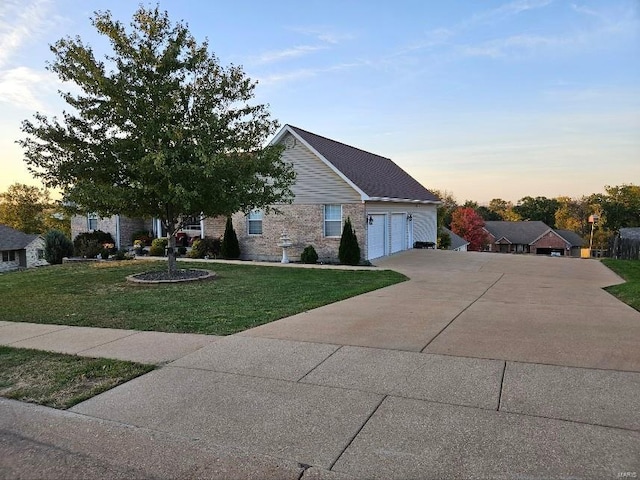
[391,214,406,254]
[367,214,386,260]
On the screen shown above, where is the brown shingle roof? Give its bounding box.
[286,125,439,203]
[0,224,40,250]
[484,221,550,244]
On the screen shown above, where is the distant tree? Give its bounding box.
[221,216,240,259]
[554,196,590,235]
[19,6,295,275]
[600,184,640,231]
[451,207,487,251]
[0,183,50,234]
[513,196,559,227]
[475,206,502,221]
[488,198,521,221]
[430,188,458,228]
[338,217,360,265]
[43,229,74,264]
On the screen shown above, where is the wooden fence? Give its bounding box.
[610,236,640,260]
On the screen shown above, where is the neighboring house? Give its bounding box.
[71,125,441,262]
[483,221,584,257]
[620,227,640,240]
[0,224,48,272]
[441,227,469,252]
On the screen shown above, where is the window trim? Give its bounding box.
[324,204,342,238]
[247,209,264,235]
[2,250,16,262]
[87,212,98,231]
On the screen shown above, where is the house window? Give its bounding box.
[87,213,98,231]
[2,251,16,262]
[324,204,342,237]
[182,215,202,231]
[248,209,263,235]
[37,249,45,260]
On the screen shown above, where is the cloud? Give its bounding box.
[0,0,53,68]
[253,44,328,65]
[0,66,61,112]
[288,26,355,44]
[469,0,554,25]
[256,61,366,87]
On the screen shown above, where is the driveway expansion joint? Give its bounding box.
[296,345,344,383]
[328,394,387,471]
[420,273,505,353]
[497,361,507,411]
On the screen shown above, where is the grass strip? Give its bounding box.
[602,258,640,312]
[0,346,154,409]
[0,261,407,335]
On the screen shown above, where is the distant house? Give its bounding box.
[441,227,469,252]
[483,221,584,257]
[72,125,441,263]
[0,225,48,272]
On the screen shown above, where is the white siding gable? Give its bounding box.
[279,132,362,205]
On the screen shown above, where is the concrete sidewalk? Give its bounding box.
[2,250,640,479]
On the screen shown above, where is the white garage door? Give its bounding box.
[367,214,386,260]
[390,213,406,254]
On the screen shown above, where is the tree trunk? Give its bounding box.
[167,233,177,274]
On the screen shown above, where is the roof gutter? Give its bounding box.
[367,197,442,205]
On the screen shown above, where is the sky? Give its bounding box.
[0,0,638,204]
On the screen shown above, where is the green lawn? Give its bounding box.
[0,346,154,409]
[602,258,640,312]
[0,260,406,335]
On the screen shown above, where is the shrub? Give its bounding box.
[189,237,222,258]
[149,237,168,256]
[131,230,152,246]
[438,230,451,249]
[112,249,131,260]
[74,230,114,257]
[43,230,74,264]
[177,246,187,256]
[301,245,318,264]
[221,217,240,259]
[338,217,361,265]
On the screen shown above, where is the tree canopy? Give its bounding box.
[19,6,295,272]
[0,183,69,236]
[451,207,487,251]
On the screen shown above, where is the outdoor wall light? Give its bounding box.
[407,214,413,222]
[368,215,374,225]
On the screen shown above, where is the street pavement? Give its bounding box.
[1,250,639,479]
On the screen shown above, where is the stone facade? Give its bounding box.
[71,214,153,248]
[229,203,366,263]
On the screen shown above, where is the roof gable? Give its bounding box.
[442,227,469,250]
[0,224,40,250]
[274,125,440,204]
[483,221,550,245]
[553,229,584,247]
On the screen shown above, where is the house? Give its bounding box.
[483,221,584,257]
[71,125,441,262]
[0,224,48,272]
[441,227,469,252]
[221,125,440,262]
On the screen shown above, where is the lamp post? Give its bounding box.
[588,214,599,257]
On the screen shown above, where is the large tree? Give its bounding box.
[19,6,295,273]
[451,207,487,251]
[601,184,640,231]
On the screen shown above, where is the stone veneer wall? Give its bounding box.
[231,203,366,263]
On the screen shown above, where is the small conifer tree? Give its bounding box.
[338,217,360,265]
[44,229,73,264]
[221,216,240,259]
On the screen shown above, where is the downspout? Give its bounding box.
[115,215,121,250]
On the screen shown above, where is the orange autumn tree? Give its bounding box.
[451,207,488,251]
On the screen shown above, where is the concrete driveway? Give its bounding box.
[2,250,639,479]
